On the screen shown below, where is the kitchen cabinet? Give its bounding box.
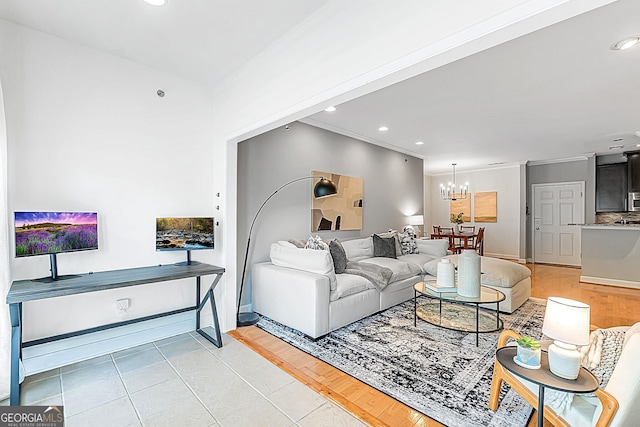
[627,151,640,192]
[596,163,627,212]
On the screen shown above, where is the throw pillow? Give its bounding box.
[288,238,307,248]
[305,235,329,250]
[399,226,419,255]
[329,239,348,274]
[580,328,625,388]
[372,234,397,259]
[377,230,402,256]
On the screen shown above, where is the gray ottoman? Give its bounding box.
[423,255,532,313]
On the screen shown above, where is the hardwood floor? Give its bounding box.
[229,263,640,427]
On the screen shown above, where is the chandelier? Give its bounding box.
[440,163,469,201]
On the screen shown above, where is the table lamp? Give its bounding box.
[407,215,424,237]
[541,297,590,380]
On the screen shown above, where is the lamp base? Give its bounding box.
[548,341,581,380]
[237,311,260,327]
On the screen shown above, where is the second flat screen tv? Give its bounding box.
[156,217,214,251]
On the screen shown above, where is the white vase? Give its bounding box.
[453,224,460,234]
[457,249,481,297]
[436,258,455,288]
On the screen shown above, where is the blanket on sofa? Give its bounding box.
[344,261,393,291]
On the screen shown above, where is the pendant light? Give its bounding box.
[440,163,469,201]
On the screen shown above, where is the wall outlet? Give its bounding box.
[116,298,130,315]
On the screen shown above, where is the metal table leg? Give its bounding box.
[475,304,479,346]
[9,303,22,406]
[537,384,545,427]
[413,290,417,327]
[196,274,224,348]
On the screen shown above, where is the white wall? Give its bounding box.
[0,20,217,341]
[428,166,522,259]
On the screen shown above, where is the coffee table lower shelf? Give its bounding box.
[413,282,505,346]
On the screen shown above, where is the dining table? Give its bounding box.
[430,230,481,254]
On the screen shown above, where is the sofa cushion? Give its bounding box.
[341,237,373,262]
[359,257,421,283]
[330,274,374,301]
[373,234,397,259]
[415,238,449,258]
[270,242,337,291]
[397,253,438,272]
[424,255,530,288]
[329,239,348,274]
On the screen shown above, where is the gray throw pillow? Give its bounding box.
[373,234,397,259]
[329,239,348,274]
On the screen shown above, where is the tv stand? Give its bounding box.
[7,262,225,406]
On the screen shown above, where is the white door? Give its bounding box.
[533,182,584,266]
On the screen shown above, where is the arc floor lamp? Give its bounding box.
[237,176,338,327]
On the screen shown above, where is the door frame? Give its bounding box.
[531,181,585,265]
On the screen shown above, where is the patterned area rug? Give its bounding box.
[257,296,547,427]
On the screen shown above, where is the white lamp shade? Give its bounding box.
[407,215,424,226]
[542,297,590,346]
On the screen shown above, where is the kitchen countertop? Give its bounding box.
[580,223,640,229]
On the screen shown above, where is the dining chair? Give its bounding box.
[474,227,485,255]
[460,225,476,232]
[433,225,441,235]
[439,226,453,235]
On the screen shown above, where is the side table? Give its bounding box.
[496,346,599,427]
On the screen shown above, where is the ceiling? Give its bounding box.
[305,0,640,174]
[0,1,638,175]
[0,0,329,86]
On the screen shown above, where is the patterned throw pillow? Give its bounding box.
[581,328,625,388]
[305,235,329,251]
[399,226,419,255]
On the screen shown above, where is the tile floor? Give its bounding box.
[1,330,367,427]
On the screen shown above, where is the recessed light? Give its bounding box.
[324,106,336,112]
[415,141,424,145]
[611,36,640,50]
[609,145,624,150]
[637,144,640,148]
[144,0,167,6]
[378,126,389,132]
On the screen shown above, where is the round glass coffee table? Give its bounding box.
[413,282,505,346]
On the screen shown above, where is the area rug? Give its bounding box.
[257,297,547,427]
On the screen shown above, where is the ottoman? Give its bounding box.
[423,255,532,313]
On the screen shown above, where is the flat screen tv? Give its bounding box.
[156,217,214,264]
[14,211,98,282]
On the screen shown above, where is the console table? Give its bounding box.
[6,262,225,406]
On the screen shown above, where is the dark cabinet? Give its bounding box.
[596,163,627,212]
[627,152,640,192]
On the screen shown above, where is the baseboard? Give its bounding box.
[579,276,640,290]
[23,311,196,375]
[484,252,519,260]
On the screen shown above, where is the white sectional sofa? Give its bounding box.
[252,236,449,338]
[252,235,532,339]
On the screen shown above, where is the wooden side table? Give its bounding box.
[496,346,599,427]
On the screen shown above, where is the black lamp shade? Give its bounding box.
[314,178,338,198]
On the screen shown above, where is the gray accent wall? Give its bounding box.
[237,122,424,306]
[525,158,595,259]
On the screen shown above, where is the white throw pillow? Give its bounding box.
[270,242,337,291]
